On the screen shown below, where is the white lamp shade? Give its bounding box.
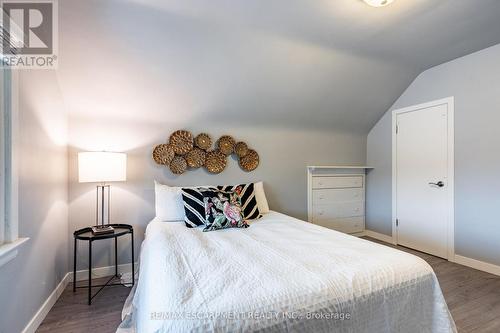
[78,152,127,183]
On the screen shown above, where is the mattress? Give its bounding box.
[119,211,456,333]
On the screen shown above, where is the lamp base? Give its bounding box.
[91,225,114,235]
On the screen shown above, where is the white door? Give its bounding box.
[395,101,452,259]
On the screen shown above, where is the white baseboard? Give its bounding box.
[363,230,394,244]
[22,262,137,333]
[453,255,500,277]
[22,272,71,333]
[361,230,500,277]
[70,262,138,282]
[362,230,500,277]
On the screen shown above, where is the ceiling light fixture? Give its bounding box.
[363,0,394,7]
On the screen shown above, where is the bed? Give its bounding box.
[119,211,456,333]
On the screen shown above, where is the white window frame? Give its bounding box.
[0,67,27,268]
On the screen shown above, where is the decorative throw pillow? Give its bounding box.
[181,187,216,228]
[217,183,262,220]
[201,189,249,232]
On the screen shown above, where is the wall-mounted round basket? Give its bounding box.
[169,130,194,155]
[152,143,175,165]
[169,155,188,174]
[204,150,227,174]
[234,142,249,158]
[194,133,212,151]
[217,135,236,155]
[186,147,206,169]
[239,149,259,172]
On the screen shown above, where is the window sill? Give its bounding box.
[0,237,29,268]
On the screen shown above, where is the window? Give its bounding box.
[0,12,26,266]
[0,66,25,266]
[1,67,11,245]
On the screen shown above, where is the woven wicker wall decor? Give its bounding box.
[169,155,187,174]
[217,135,235,155]
[169,130,193,155]
[239,149,259,172]
[153,130,260,174]
[205,150,227,174]
[152,143,174,165]
[194,133,212,151]
[186,148,206,169]
[234,142,248,158]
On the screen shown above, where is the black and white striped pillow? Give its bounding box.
[217,183,262,220]
[181,187,215,228]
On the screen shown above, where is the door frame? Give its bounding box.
[391,97,455,260]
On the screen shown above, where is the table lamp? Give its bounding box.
[78,152,127,235]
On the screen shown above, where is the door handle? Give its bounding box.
[429,181,444,187]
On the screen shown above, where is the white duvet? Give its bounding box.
[120,211,456,333]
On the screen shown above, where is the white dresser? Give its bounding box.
[307,166,372,235]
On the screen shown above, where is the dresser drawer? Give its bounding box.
[312,176,363,189]
[314,216,364,234]
[312,188,363,203]
[312,202,364,219]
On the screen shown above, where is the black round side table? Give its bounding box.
[73,224,134,305]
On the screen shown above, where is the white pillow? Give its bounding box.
[154,181,185,221]
[254,181,270,214]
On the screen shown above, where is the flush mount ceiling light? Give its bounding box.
[363,0,394,7]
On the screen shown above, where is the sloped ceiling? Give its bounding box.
[57,0,500,134]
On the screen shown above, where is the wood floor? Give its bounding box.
[365,238,500,333]
[37,277,131,333]
[37,238,500,333]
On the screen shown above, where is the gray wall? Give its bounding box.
[57,0,369,269]
[366,43,500,265]
[0,1,499,330]
[366,111,393,235]
[56,0,500,268]
[0,71,68,333]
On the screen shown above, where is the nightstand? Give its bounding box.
[73,224,134,305]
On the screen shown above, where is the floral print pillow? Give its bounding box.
[201,189,249,232]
